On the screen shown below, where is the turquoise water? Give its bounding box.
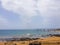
[0,30,59,36]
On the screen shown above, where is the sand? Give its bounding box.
[0,36,60,45]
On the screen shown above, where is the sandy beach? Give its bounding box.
[0,36,60,45]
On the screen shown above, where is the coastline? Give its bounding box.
[0,36,60,45]
[0,30,60,45]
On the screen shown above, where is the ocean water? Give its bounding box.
[0,30,59,37]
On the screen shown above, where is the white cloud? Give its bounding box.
[1,0,37,27]
[1,0,37,17]
[0,0,60,28]
[1,0,60,17]
[38,0,60,17]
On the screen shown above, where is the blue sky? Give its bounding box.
[0,0,60,29]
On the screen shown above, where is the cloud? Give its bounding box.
[1,0,60,17]
[0,0,38,27]
[0,0,60,28]
[1,0,37,17]
[39,0,60,17]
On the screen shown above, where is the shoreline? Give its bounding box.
[0,34,60,41]
[0,36,60,45]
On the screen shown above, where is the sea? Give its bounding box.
[0,29,60,37]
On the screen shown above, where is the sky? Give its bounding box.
[0,0,60,29]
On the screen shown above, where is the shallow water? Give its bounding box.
[0,30,59,37]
